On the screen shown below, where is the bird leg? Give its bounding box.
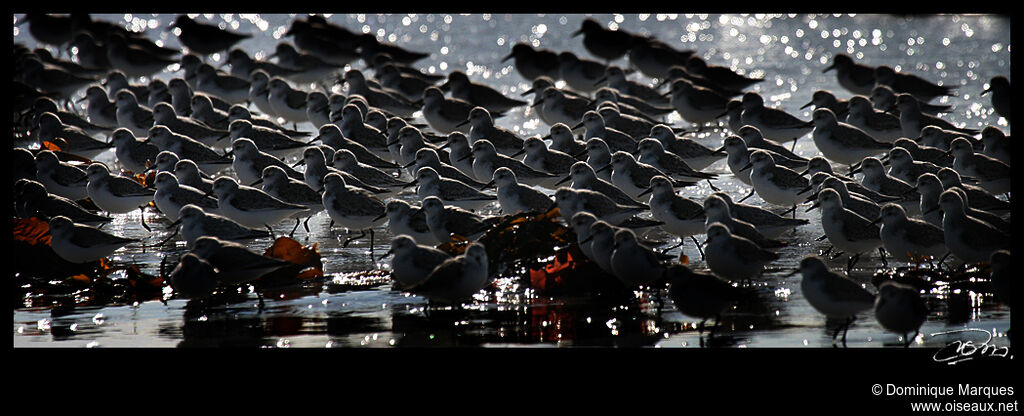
[660,239,684,254]
[342,229,367,247]
[289,218,301,237]
[878,247,888,267]
[303,216,313,234]
[706,179,720,192]
[690,236,706,261]
[846,253,861,273]
[138,205,151,232]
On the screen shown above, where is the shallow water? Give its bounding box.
[12,13,1011,348]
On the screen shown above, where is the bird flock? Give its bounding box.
[13,14,1011,347]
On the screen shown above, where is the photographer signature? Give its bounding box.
[930,328,1012,365]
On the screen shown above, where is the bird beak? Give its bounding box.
[456,153,472,162]
[292,159,306,168]
[401,160,417,169]
[480,180,495,190]
[571,122,584,130]
[901,186,919,196]
[579,235,593,244]
[638,186,652,197]
[438,80,450,92]
[849,166,862,174]
[380,247,393,258]
[798,185,814,195]
[402,179,419,189]
[785,269,800,277]
[594,164,611,174]
[571,28,583,37]
[572,150,587,159]
[822,63,836,73]
[501,52,514,63]
[981,87,992,96]
[554,175,571,186]
[167,218,182,229]
[521,88,535,97]
[509,149,525,158]
[250,178,263,187]
[74,96,88,104]
[805,201,820,212]
[800,101,813,110]
[530,99,544,108]
[712,145,726,154]
[921,206,939,217]
[455,119,469,128]
[593,76,607,86]
[372,212,387,222]
[869,217,881,226]
[436,142,451,150]
[739,162,752,172]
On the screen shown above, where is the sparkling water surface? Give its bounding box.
[12,13,1011,348]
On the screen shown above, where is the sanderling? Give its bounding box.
[228,119,308,160]
[575,110,638,154]
[740,92,813,145]
[557,161,647,209]
[667,78,729,129]
[104,33,176,79]
[637,138,717,184]
[569,212,600,260]
[743,150,812,208]
[981,76,1010,121]
[873,203,947,263]
[114,89,155,138]
[103,70,149,102]
[801,89,850,120]
[806,188,884,271]
[258,165,325,235]
[334,149,411,192]
[47,216,138,263]
[386,235,452,291]
[822,53,876,96]
[151,102,228,147]
[807,175,882,220]
[501,42,562,82]
[572,18,637,63]
[649,124,727,171]
[392,125,450,169]
[420,86,476,135]
[34,112,112,160]
[172,159,214,195]
[403,242,490,305]
[581,138,614,182]
[597,66,670,107]
[737,125,809,164]
[794,256,875,343]
[169,78,232,121]
[311,124,400,170]
[33,150,89,201]
[81,86,120,129]
[939,182,1011,231]
[897,94,979,139]
[68,31,112,72]
[147,125,231,175]
[534,86,592,129]
[558,51,610,94]
[686,55,763,91]
[283,20,359,66]
[980,126,1011,166]
[377,63,433,102]
[607,151,694,202]
[230,104,309,139]
[267,77,310,126]
[593,86,675,120]
[596,103,661,140]
[469,139,557,188]
[172,204,270,247]
[341,69,420,118]
[405,147,483,188]
[245,69,275,117]
[810,108,891,167]
[226,48,299,81]
[544,123,587,158]
[153,171,219,222]
[639,176,705,251]
[948,137,1011,195]
[914,173,945,227]
[210,176,309,229]
[191,236,293,287]
[195,63,253,106]
[711,191,808,239]
[414,166,495,211]
[442,132,478,181]
[704,194,785,249]
[892,138,952,167]
[627,36,694,80]
[846,95,903,144]
[553,187,646,227]
[874,281,928,347]
[870,84,951,116]
[931,190,1010,264]
[917,125,981,152]
[168,253,219,299]
[703,222,779,283]
[146,79,172,110]
[420,196,494,243]
[443,70,526,114]
[227,138,302,186]
[356,32,428,65]
[486,167,553,215]
[29,96,113,136]
[874,65,956,103]
[886,147,942,185]
[170,15,251,56]
[15,179,110,226]
[610,228,668,287]
[515,136,576,179]
[379,199,439,246]
[321,173,387,249]
[85,163,154,214]
[720,135,799,188]
[666,263,743,335]
[19,57,96,99]
[463,106,526,156]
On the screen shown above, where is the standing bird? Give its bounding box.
[666,78,729,130]
[84,163,154,214]
[386,235,452,291]
[321,173,386,249]
[810,108,891,167]
[502,42,561,82]
[874,281,928,347]
[873,65,956,103]
[571,18,637,63]
[806,188,883,272]
[558,51,610,94]
[209,176,309,229]
[169,14,252,56]
[443,70,527,114]
[873,203,947,263]
[703,223,778,283]
[981,76,1010,121]
[948,138,1011,195]
[740,92,812,146]
[845,95,903,144]
[666,264,743,336]
[794,256,876,344]
[931,190,1010,264]
[685,56,764,92]
[404,243,490,305]
[896,94,979,139]
[47,216,138,264]
[801,90,850,121]
[822,53,876,96]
